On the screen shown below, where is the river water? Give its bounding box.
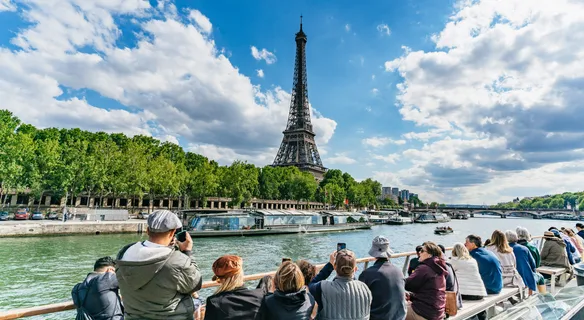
[0,216,579,319]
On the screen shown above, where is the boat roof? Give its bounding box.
[254,210,319,216]
[193,212,254,218]
[321,211,366,216]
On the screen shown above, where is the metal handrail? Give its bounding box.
[0,236,545,320]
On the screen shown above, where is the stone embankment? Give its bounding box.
[0,220,147,237]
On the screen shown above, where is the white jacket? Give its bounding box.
[485,246,524,288]
[449,257,487,297]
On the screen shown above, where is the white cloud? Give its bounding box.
[371,74,376,80]
[256,69,264,78]
[0,1,336,168]
[251,46,277,64]
[371,88,379,95]
[362,137,406,147]
[377,24,391,36]
[345,24,351,32]
[382,0,584,203]
[0,0,15,11]
[372,153,400,164]
[189,9,212,34]
[326,153,357,165]
[365,106,372,112]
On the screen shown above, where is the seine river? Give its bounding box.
[0,216,580,319]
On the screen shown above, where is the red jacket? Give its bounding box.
[405,256,447,320]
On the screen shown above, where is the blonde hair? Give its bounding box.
[489,230,513,254]
[451,242,471,260]
[215,270,244,294]
[275,261,305,293]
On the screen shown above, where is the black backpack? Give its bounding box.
[72,279,95,320]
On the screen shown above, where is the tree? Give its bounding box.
[548,197,565,209]
[324,183,345,207]
[290,172,318,204]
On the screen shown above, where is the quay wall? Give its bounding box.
[0,221,146,238]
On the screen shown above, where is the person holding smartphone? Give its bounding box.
[115,210,202,320]
[308,248,372,320]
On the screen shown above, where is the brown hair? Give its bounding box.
[489,230,513,253]
[422,241,443,258]
[565,229,576,237]
[296,260,316,285]
[275,261,305,293]
[335,249,357,277]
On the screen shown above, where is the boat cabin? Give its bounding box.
[321,211,368,225]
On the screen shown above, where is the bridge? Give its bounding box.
[412,206,581,219]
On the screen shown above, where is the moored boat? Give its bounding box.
[386,215,413,225]
[184,209,371,237]
[414,213,438,223]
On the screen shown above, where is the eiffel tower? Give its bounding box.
[272,16,326,180]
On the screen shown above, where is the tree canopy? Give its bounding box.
[491,192,584,210]
[0,110,394,210]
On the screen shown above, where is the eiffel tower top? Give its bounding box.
[296,15,306,39]
[272,18,326,180]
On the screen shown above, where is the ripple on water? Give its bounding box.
[0,217,578,319]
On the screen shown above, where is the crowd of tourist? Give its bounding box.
[70,210,583,320]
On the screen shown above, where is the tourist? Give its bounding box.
[71,256,123,320]
[506,230,540,292]
[308,250,372,320]
[541,231,572,275]
[256,261,315,320]
[297,259,318,320]
[407,245,423,275]
[256,275,275,294]
[359,236,406,320]
[296,260,317,286]
[449,243,487,300]
[549,227,577,264]
[485,230,524,288]
[576,223,584,239]
[116,210,202,320]
[516,227,541,267]
[563,228,584,256]
[438,244,462,311]
[204,255,265,320]
[405,241,447,320]
[465,234,503,294]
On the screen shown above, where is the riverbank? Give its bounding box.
[0,220,147,237]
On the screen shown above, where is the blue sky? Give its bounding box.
[1,0,583,204]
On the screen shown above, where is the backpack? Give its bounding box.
[72,280,95,320]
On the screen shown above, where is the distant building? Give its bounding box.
[381,187,392,199]
[391,187,399,197]
[399,189,410,200]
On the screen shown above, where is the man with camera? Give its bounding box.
[116,210,202,320]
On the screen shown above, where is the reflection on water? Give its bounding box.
[0,216,579,319]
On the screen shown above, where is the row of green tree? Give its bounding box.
[0,110,418,209]
[491,192,584,211]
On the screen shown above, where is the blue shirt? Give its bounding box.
[510,242,537,291]
[470,247,503,294]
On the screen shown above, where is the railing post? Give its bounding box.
[402,255,411,276]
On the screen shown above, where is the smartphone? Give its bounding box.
[175,227,187,242]
[282,258,292,263]
[337,243,346,251]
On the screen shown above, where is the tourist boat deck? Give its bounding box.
[3,236,584,320]
[186,210,370,237]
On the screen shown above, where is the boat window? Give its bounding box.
[192,216,256,230]
[264,216,314,226]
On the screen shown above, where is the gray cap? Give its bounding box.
[368,235,393,258]
[147,210,182,233]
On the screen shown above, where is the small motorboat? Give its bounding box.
[434,226,453,235]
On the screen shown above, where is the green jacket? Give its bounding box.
[518,239,541,268]
[116,243,202,320]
